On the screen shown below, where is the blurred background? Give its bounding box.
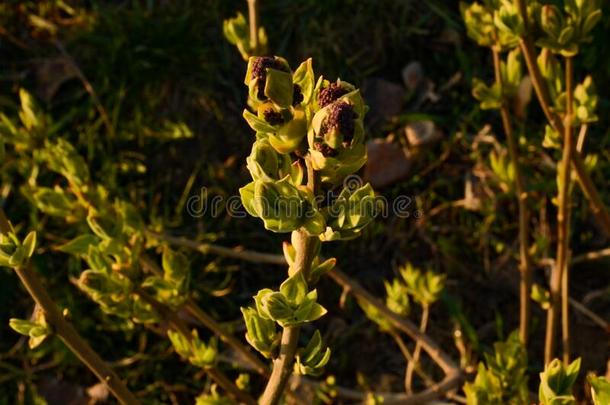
[1,0,610,403]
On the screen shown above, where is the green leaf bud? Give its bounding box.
[384,278,410,317]
[241,306,280,358]
[294,330,331,376]
[399,263,445,306]
[588,374,610,405]
[460,2,495,47]
[539,358,581,405]
[320,183,378,241]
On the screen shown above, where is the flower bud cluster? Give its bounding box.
[240,56,375,240]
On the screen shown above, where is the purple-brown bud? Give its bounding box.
[251,57,289,100]
[318,82,350,108]
[326,102,357,143]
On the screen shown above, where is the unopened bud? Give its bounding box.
[318,82,350,108]
[326,101,357,144]
[251,57,289,100]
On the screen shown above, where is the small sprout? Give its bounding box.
[531,284,550,310]
[464,331,529,405]
[0,230,37,268]
[572,76,598,125]
[196,390,234,405]
[399,263,445,307]
[235,373,250,392]
[161,246,190,294]
[588,374,610,405]
[294,330,331,376]
[539,358,581,405]
[223,12,267,60]
[239,177,324,234]
[168,329,217,369]
[384,278,410,317]
[242,306,280,359]
[320,183,379,242]
[9,308,51,349]
[252,272,327,327]
[461,2,495,47]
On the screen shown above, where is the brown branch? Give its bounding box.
[545,57,574,365]
[146,231,285,265]
[572,247,610,265]
[0,209,140,405]
[491,45,533,345]
[405,304,429,394]
[388,330,435,391]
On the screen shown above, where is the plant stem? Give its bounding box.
[404,304,429,394]
[260,158,317,405]
[0,209,140,405]
[561,57,575,365]
[515,0,610,237]
[562,249,571,364]
[545,57,574,365]
[247,0,259,54]
[491,46,532,345]
[388,330,435,391]
[260,229,315,405]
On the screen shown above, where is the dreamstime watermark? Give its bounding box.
[186,175,422,220]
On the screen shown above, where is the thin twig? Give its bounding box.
[0,209,140,405]
[404,304,430,393]
[491,45,533,345]
[146,231,284,265]
[568,297,609,331]
[572,247,610,265]
[545,57,574,365]
[388,329,435,391]
[246,0,259,54]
